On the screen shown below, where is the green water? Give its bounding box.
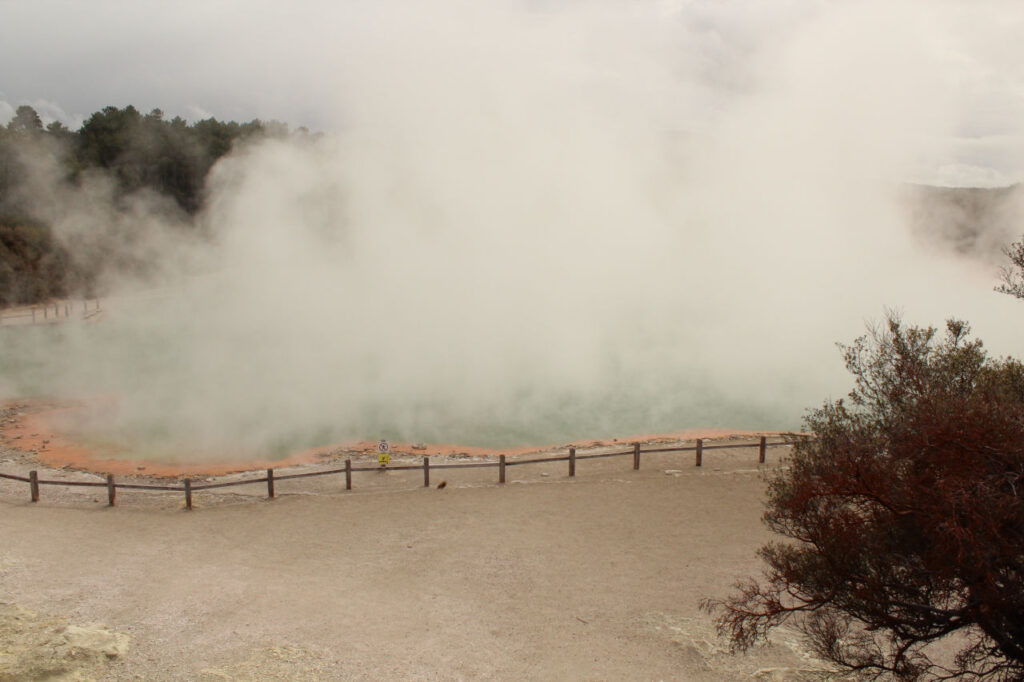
[0,321,804,461]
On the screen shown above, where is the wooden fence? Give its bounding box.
[0,436,796,510]
[0,299,102,326]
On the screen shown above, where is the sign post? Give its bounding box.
[377,439,391,468]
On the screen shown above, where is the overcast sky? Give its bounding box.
[2,0,1024,186]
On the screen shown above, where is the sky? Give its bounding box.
[3,0,1024,186]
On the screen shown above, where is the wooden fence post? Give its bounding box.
[423,457,430,487]
[29,470,39,502]
[345,458,352,490]
[107,474,116,506]
[569,447,576,477]
[696,439,703,467]
[499,455,506,484]
[184,479,192,510]
[633,442,641,470]
[759,436,767,464]
[267,468,275,498]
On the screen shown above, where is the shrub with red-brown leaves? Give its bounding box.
[703,316,1024,681]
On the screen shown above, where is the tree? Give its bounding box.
[703,316,1024,680]
[77,105,142,168]
[997,237,1024,300]
[45,120,70,136]
[7,105,42,132]
[72,105,270,215]
[0,220,73,305]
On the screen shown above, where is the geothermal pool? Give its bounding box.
[0,315,803,467]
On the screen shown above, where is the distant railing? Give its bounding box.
[0,299,102,326]
[0,436,798,510]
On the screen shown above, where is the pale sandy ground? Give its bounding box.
[0,433,848,681]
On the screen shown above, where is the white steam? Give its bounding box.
[4,1,1024,458]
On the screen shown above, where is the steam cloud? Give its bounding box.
[4,1,1024,459]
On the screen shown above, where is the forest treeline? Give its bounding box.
[0,104,309,306]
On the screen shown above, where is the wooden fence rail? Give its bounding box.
[0,299,102,326]
[1,436,799,510]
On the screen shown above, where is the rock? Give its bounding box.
[411,443,427,450]
[664,470,683,475]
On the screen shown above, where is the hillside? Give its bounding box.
[0,104,309,306]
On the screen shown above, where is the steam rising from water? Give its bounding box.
[4,1,1024,458]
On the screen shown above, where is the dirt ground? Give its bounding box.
[0,424,846,681]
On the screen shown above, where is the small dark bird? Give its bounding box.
[437,480,447,489]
